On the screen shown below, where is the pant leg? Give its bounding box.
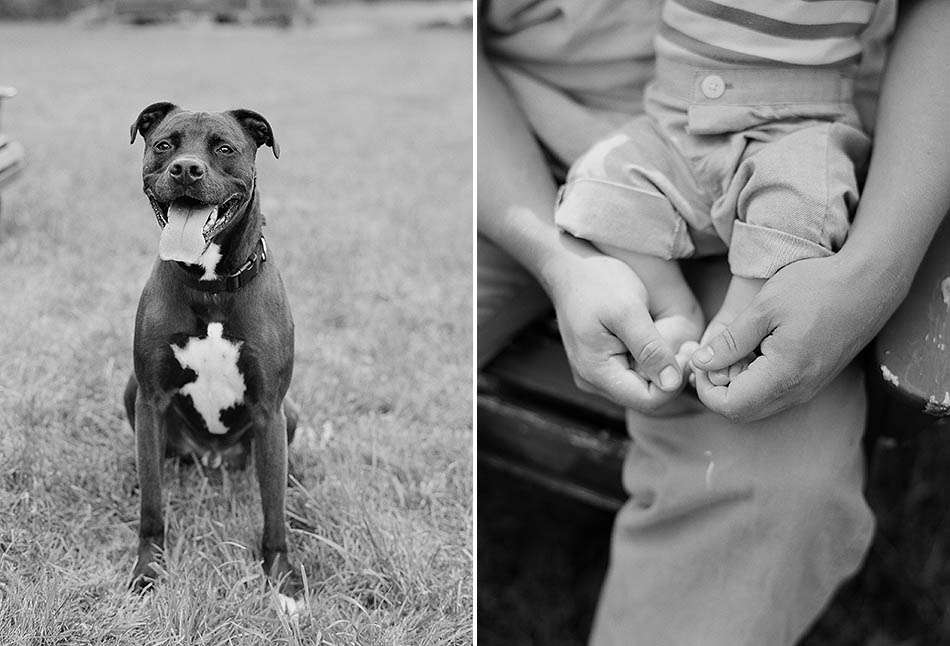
[554,116,706,261]
[590,261,874,646]
[477,234,552,369]
[722,120,871,279]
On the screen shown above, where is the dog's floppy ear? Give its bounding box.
[130,102,178,145]
[228,108,280,159]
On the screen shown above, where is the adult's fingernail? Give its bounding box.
[659,366,680,390]
[694,347,713,364]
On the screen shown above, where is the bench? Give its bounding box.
[0,86,26,217]
[478,215,950,639]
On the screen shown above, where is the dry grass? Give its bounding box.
[0,8,471,645]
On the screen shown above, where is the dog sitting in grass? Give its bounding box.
[124,102,301,606]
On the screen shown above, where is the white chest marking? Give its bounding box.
[197,243,222,281]
[172,322,246,435]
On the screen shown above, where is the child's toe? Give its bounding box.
[708,368,731,386]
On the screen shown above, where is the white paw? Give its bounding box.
[276,593,301,615]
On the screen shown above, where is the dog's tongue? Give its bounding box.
[159,202,218,264]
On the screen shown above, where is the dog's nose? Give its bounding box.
[168,157,207,184]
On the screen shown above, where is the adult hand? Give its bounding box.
[691,252,907,422]
[545,243,690,413]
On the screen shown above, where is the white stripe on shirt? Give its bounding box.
[656,0,876,67]
[659,0,870,67]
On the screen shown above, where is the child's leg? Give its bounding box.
[699,275,764,386]
[596,241,705,381]
[701,121,869,387]
[553,115,710,384]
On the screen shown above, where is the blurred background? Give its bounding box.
[0,2,471,644]
[0,0,471,27]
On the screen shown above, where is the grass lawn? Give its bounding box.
[0,8,471,645]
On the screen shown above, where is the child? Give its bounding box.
[555,0,874,387]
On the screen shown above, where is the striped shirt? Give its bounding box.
[656,0,881,69]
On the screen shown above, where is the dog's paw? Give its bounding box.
[263,550,303,597]
[128,563,159,594]
[276,592,302,616]
[129,546,165,594]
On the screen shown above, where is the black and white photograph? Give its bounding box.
[476,0,950,645]
[4,0,950,644]
[0,1,471,643]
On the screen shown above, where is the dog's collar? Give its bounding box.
[169,236,268,293]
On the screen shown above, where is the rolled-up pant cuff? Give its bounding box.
[555,179,695,259]
[728,220,833,279]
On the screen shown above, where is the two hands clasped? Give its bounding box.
[546,239,893,424]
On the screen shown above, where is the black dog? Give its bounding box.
[124,102,299,598]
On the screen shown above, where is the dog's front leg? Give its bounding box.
[255,406,300,595]
[129,394,166,592]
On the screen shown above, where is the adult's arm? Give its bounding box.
[692,0,950,421]
[477,46,687,409]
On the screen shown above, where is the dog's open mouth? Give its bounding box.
[147,191,243,264]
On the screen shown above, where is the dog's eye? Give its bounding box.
[153,141,172,152]
[217,144,235,155]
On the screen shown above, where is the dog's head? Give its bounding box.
[130,102,279,261]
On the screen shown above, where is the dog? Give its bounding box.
[124,102,299,597]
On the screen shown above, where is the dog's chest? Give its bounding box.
[171,322,246,435]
